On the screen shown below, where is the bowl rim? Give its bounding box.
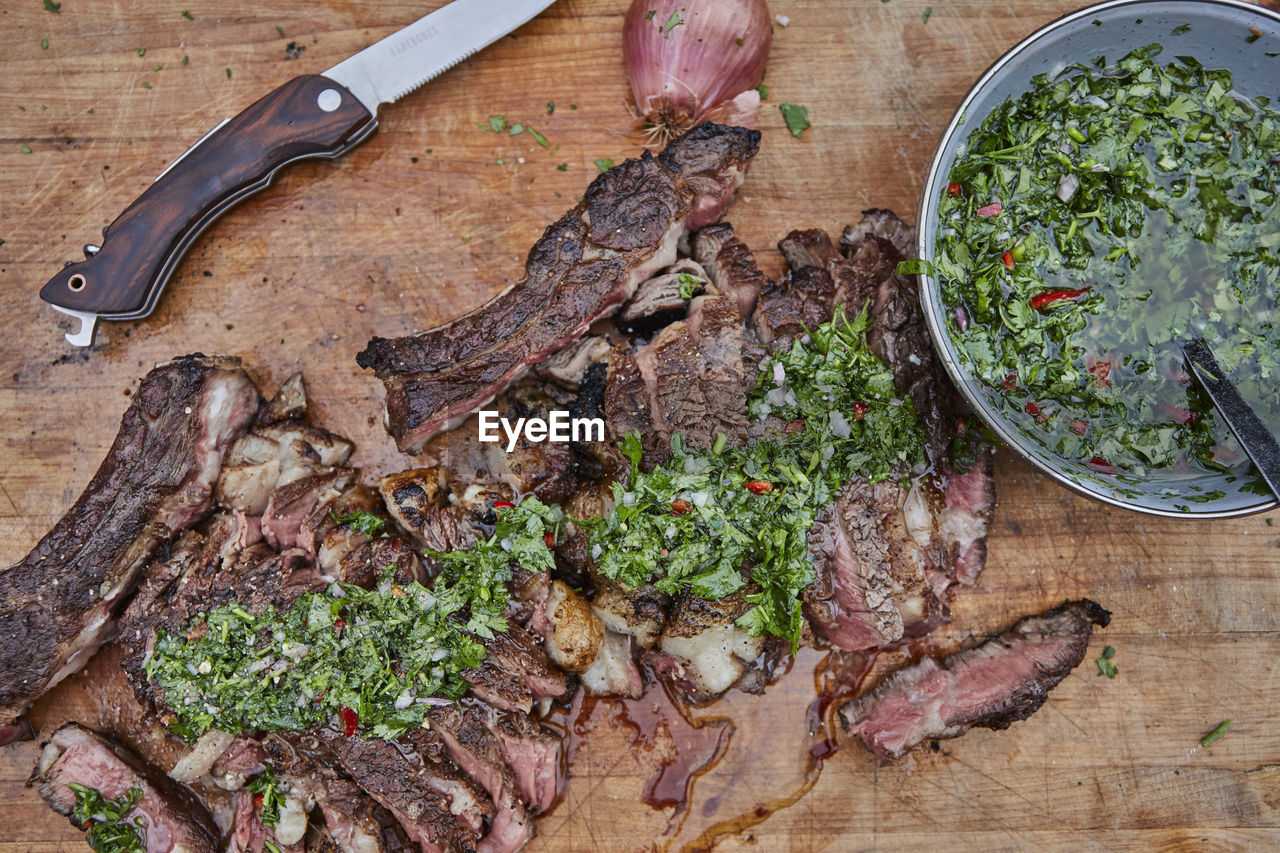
[915,0,1280,519]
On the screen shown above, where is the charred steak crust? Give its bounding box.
[0,356,258,733]
[841,599,1111,761]
[356,123,759,453]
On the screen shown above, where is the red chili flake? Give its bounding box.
[1002,251,1015,270]
[946,182,962,196]
[160,713,177,726]
[1025,401,1041,416]
[1250,27,1262,36]
[671,499,693,516]
[1170,368,1191,385]
[975,201,1002,218]
[341,706,359,737]
[1030,286,1090,310]
[254,794,264,809]
[392,585,405,598]
[493,499,515,510]
[852,401,868,421]
[1001,373,1018,391]
[1087,456,1117,474]
[743,479,773,494]
[1089,361,1112,388]
[334,617,346,632]
[544,531,555,549]
[1070,419,1089,435]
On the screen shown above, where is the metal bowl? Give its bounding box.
[917,0,1280,518]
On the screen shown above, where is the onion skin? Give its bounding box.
[623,0,772,140]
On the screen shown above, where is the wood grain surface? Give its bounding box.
[2,1,1278,850]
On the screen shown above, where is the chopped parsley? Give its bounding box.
[661,11,683,36]
[69,784,146,853]
[333,510,386,537]
[1096,645,1118,678]
[246,766,285,829]
[923,6,932,24]
[756,83,769,100]
[935,44,1280,482]
[676,272,700,299]
[44,0,61,11]
[1200,718,1231,747]
[779,102,810,139]
[591,306,927,648]
[146,499,559,741]
[594,158,614,172]
[182,10,194,20]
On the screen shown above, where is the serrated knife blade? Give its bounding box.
[326,0,557,114]
[38,0,557,347]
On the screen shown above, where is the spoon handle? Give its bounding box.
[1180,337,1280,498]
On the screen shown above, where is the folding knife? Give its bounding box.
[39,0,557,346]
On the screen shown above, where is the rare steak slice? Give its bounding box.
[357,123,760,453]
[31,722,220,853]
[0,355,258,742]
[803,478,945,651]
[841,600,1111,761]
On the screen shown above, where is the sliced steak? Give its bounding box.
[264,734,419,853]
[428,704,534,853]
[464,625,567,713]
[118,517,323,711]
[841,600,1111,761]
[605,291,752,469]
[692,222,767,319]
[616,258,706,331]
[803,479,943,651]
[322,729,491,853]
[262,467,357,553]
[429,701,563,815]
[0,356,258,738]
[839,212,964,467]
[839,207,917,260]
[217,422,354,516]
[31,722,219,853]
[356,123,760,453]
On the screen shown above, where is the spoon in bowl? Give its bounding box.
[1179,336,1280,500]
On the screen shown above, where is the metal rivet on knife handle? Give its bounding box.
[317,88,342,112]
[67,274,86,292]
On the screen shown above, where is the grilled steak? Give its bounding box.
[0,356,257,740]
[605,290,754,469]
[356,123,760,453]
[692,222,767,319]
[464,625,568,713]
[841,600,1111,761]
[264,733,420,853]
[748,211,999,651]
[803,479,943,651]
[31,722,220,853]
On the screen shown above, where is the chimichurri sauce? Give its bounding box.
[935,43,1280,482]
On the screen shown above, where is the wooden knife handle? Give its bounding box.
[39,74,376,317]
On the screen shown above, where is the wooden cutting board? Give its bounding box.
[2,0,1278,849]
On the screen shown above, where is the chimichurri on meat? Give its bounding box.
[935,44,1280,481]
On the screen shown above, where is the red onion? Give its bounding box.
[622,0,773,141]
